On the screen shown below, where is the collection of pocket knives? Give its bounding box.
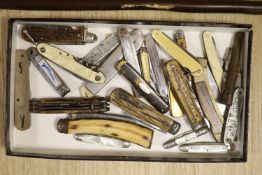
[14,24,245,152]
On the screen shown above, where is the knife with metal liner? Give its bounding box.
[152,30,223,141]
[110,88,180,134]
[14,50,31,131]
[220,32,245,105]
[203,31,223,91]
[84,29,144,95]
[57,117,153,149]
[22,24,97,44]
[29,97,109,113]
[117,60,169,113]
[27,47,70,97]
[36,43,105,84]
[145,34,168,102]
[80,33,120,69]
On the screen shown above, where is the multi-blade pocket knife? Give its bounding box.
[14,50,31,131]
[110,88,180,134]
[22,24,97,44]
[36,43,105,84]
[152,30,224,141]
[117,60,169,113]
[84,29,144,95]
[145,34,168,102]
[57,117,153,149]
[29,97,109,113]
[27,47,70,97]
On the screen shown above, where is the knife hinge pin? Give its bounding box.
[40,47,46,53]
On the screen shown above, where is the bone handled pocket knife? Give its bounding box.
[22,24,97,44]
[152,30,224,141]
[57,117,154,149]
[138,47,151,83]
[36,43,105,84]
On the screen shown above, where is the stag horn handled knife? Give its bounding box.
[36,43,105,84]
[117,60,169,113]
[14,50,31,131]
[22,24,97,44]
[110,88,180,134]
[57,118,153,149]
[152,29,223,141]
[203,31,223,91]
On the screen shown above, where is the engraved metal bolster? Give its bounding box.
[110,88,180,134]
[14,50,31,131]
[22,24,97,44]
[117,60,169,113]
[57,118,153,149]
[29,97,109,113]
[27,47,70,97]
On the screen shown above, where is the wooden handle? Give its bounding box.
[117,60,169,113]
[14,50,31,130]
[57,118,153,149]
[166,60,205,131]
[110,88,180,134]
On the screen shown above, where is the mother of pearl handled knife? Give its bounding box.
[152,30,223,141]
[36,43,105,84]
[110,88,180,134]
[117,60,169,113]
[57,118,153,149]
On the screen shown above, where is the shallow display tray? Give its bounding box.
[5,19,252,162]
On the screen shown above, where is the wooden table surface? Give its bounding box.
[0,10,261,175]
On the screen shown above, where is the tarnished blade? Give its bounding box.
[27,47,70,97]
[145,34,168,102]
[84,29,144,94]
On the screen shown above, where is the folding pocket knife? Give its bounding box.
[57,117,153,149]
[14,50,31,130]
[36,43,105,84]
[152,30,223,141]
[22,24,97,44]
